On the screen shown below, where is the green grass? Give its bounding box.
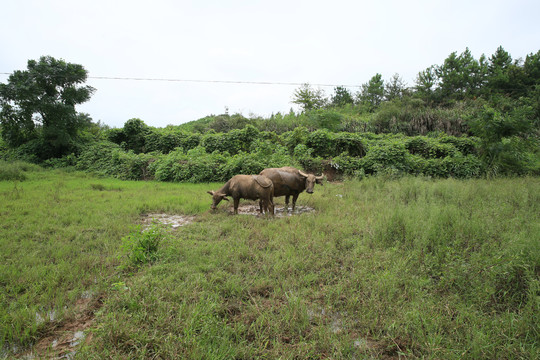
[1,168,539,359]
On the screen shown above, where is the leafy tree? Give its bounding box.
[0,56,95,158]
[330,86,354,107]
[291,83,327,112]
[122,118,149,153]
[358,73,385,111]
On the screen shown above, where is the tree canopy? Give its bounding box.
[0,56,95,158]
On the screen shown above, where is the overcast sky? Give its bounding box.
[1,0,539,128]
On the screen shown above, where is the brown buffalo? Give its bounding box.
[207,175,274,215]
[259,166,323,212]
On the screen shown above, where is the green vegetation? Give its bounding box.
[0,168,538,358]
[1,48,539,358]
[1,47,539,179]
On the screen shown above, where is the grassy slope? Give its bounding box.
[1,170,539,359]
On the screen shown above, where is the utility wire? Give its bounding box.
[1,72,537,90]
[0,72,359,88]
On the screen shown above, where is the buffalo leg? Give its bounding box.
[259,200,263,213]
[269,198,275,215]
[292,194,299,211]
[234,198,240,215]
[263,198,274,216]
[285,195,290,212]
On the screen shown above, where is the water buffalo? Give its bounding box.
[207,174,274,215]
[259,166,324,212]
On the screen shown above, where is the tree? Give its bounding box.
[385,73,406,101]
[436,48,487,101]
[291,83,327,112]
[330,86,354,107]
[415,66,438,102]
[0,56,95,158]
[122,118,149,153]
[358,73,384,111]
[485,46,513,96]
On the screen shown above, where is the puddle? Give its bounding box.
[307,307,346,334]
[35,310,57,325]
[141,213,195,230]
[69,331,85,347]
[231,205,315,217]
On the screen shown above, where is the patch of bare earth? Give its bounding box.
[141,213,196,230]
[229,204,315,217]
[18,294,104,359]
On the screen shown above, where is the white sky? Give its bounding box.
[1,0,539,128]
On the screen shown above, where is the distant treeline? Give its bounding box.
[0,47,539,179]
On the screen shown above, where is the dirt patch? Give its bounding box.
[229,204,315,217]
[141,213,195,230]
[18,294,104,359]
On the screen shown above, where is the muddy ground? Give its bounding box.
[227,204,315,217]
[17,294,103,359]
[141,204,315,230]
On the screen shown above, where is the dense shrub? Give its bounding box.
[405,136,457,158]
[334,132,366,157]
[150,147,227,183]
[307,109,343,131]
[280,126,310,154]
[468,105,540,175]
[76,141,155,180]
[361,140,409,174]
[370,98,470,136]
[200,125,261,155]
[144,128,201,154]
[306,129,336,158]
[150,140,293,183]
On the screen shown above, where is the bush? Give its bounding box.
[334,132,365,157]
[307,109,343,131]
[201,125,261,155]
[0,160,43,180]
[119,225,168,269]
[150,147,228,183]
[405,136,457,158]
[76,141,155,180]
[468,104,540,175]
[221,140,292,179]
[362,140,409,174]
[306,129,335,158]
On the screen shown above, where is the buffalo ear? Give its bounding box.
[207,191,215,196]
[316,176,324,185]
[222,196,230,202]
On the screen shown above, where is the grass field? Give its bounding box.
[1,166,539,359]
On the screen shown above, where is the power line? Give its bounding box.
[0,72,360,88]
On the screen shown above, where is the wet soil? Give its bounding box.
[141,213,196,230]
[18,294,104,359]
[227,204,315,217]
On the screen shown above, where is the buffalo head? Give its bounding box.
[207,190,229,210]
[298,171,324,194]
